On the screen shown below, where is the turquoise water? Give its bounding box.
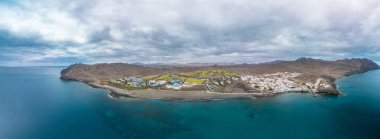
[1,67,380,139]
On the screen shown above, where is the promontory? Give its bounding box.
[60,58,379,100]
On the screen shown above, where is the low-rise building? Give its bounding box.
[148,80,167,87]
[131,83,142,88]
[125,77,145,83]
[182,82,197,87]
[169,78,181,83]
[111,80,123,84]
[206,84,216,90]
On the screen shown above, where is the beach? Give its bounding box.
[88,83,275,100]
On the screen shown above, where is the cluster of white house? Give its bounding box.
[110,77,147,87]
[241,72,333,93]
[205,76,239,90]
[241,72,307,93]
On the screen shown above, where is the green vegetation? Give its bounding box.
[124,84,135,90]
[185,78,205,84]
[180,69,238,78]
[109,69,239,91]
[171,74,180,78]
[124,83,148,90]
[179,76,187,81]
[199,70,214,78]
[156,74,171,81]
[218,69,238,76]
[154,73,187,82]
[181,71,197,77]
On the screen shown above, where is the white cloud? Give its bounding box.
[0,0,380,66]
[0,4,89,43]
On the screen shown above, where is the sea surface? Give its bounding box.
[1,67,380,139]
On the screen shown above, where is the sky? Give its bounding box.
[1,0,380,66]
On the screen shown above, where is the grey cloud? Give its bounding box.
[1,0,380,66]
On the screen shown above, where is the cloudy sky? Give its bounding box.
[1,0,380,66]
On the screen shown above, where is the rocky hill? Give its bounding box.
[233,57,379,77]
[60,63,206,82]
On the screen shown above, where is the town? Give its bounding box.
[105,70,335,94]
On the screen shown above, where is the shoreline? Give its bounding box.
[67,70,380,101]
[60,58,380,100]
[87,82,276,100]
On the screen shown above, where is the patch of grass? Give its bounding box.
[180,69,238,78]
[172,74,180,78]
[156,74,171,81]
[155,74,188,82]
[218,69,238,76]
[199,70,215,78]
[181,71,198,77]
[179,76,187,81]
[124,84,134,90]
[185,78,205,84]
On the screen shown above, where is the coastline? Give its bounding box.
[87,82,275,100]
[60,58,380,100]
[333,69,380,95]
[85,69,380,100]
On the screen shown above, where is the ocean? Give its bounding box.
[1,67,380,139]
